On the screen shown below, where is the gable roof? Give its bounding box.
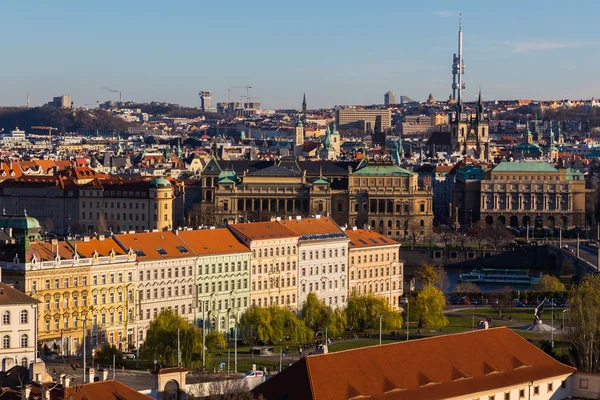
[72,237,127,258]
[253,327,575,400]
[63,379,153,400]
[346,228,399,248]
[0,282,39,305]
[114,231,194,260]
[228,222,299,241]
[277,217,346,241]
[177,228,250,256]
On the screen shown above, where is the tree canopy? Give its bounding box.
[141,309,203,369]
[568,274,600,372]
[534,275,566,292]
[301,293,346,337]
[413,285,448,328]
[346,293,402,332]
[240,306,312,345]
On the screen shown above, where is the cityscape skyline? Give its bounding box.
[2,1,600,109]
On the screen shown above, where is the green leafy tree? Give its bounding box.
[414,286,448,328]
[240,306,312,345]
[301,293,346,337]
[417,264,439,287]
[346,293,402,332]
[534,275,566,292]
[141,309,203,369]
[206,331,227,353]
[567,274,600,372]
[95,344,122,363]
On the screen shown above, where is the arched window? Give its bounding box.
[3,335,10,348]
[2,311,9,325]
[20,310,28,324]
[20,334,28,348]
[20,357,27,367]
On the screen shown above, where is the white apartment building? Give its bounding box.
[114,232,197,345]
[229,222,300,310]
[278,216,349,309]
[0,282,39,371]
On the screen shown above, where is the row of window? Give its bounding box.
[301,264,345,277]
[92,272,133,285]
[353,280,398,294]
[252,277,296,292]
[301,279,345,293]
[2,334,29,349]
[198,279,248,294]
[1,310,29,325]
[84,212,146,221]
[139,285,193,300]
[82,200,147,208]
[253,294,296,307]
[301,247,345,261]
[35,276,87,291]
[138,266,193,281]
[351,266,398,280]
[475,381,559,400]
[44,310,133,332]
[254,246,297,258]
[351,252,396,264]
[81,190,148,198]
[253,262,296,275]
[198,261,249,275]
[141,303,193,320]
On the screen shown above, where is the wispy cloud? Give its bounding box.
[435,10,458,18]
[504,40,597,53]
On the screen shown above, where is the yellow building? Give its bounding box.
[345,228,403,309]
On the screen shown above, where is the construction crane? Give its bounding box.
[243,96,260,109]
[31,126,58,146]
[232,86,252,108]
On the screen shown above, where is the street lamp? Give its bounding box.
[403,297,410,341]
[378,315,383,345]
[562,309,568,357]
[551,298,554,348]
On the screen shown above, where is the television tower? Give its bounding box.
[452,13,465,108]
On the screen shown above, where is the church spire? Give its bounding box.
[302,93,307,115]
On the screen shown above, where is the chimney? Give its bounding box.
[352,226,358,231]
[51,239,58,246]
[7,228,12,238]
[276,217,281,222]
[100,369,108,381]
[21,385,31,400]
[98,234,105,242]
[62,375,70,387]
[86,367,95,384]
[315,214,321,219]
[270,217,276,222]
[83,236,90,243]
[296,216,301,220]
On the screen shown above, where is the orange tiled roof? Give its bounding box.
[345,228,399,248]
[177,228,250,255]
[63,379,153,400]
[277,216,343,236]
[30,241,76,261]
[228,221,299,241]
[253,327,575,400]
[114,231,194,260]
[72,237,127,258]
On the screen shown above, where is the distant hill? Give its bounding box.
[0,106,133,133]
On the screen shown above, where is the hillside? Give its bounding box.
[0,106,133,133]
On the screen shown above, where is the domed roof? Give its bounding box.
[150,177,171,188]
[0,213,41,230]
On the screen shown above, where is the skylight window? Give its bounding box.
[133,249,146,257]
[156,247,168,255]
[176,246,189,254]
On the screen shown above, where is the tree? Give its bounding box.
[469,221,489,250]
[567,274,600,372]
[206,331,227,353]
[95,344,122,363]
[141,309,203,369]
[489,286,513,317]
[414,286,448,328]
[454,282,481,294]
[405,217,423,247]
[301,293,346,337]
[534,275,566,292]
[417,264,439,287]
[240,306,312,345]
[346,293,402,332]
[435,225,456,249]
[486,223,513,250]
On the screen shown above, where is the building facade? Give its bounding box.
[346,228,402,310]
[178,228,251,336]
[0,282,39,371]
[449,94,490,160]
[277,216,349,309]
[335,109,392,132]
[228,222,300,310]
[453,162,593,229]
[114,232,197,345]
[348,163,434,239]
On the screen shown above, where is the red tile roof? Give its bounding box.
[30,241,76,261]
[228,222,299,241]
[63,380,153,400]
[0,282,39,305]
[177,228,250,255]
[346,228,399,248]
[114,231,194,260]
[277,216,343,236]
[72,237,127,258]
[253,327,575,400]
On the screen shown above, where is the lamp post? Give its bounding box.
[551,299,554,348]
[82,316,87,383]
[562,309,568,357]
[403,297,410,341]
[379,315,383,345]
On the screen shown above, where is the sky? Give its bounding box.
[1,0,600,109]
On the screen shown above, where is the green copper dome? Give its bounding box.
[150,176,172,188]
[0,214,41,230]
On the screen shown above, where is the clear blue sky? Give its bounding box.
[1,0,599,109]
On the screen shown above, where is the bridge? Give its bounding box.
[545,242,599,280]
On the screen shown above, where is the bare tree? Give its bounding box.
[489,286,513,317]
[486,223,513,250]
[434,225,455,249]
[469,221,489,250]
[405,217,423,248]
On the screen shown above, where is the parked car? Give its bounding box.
[243,371,264,378]
[513,300,526,308]
[541,300,557,307]
[121,353,136,360]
